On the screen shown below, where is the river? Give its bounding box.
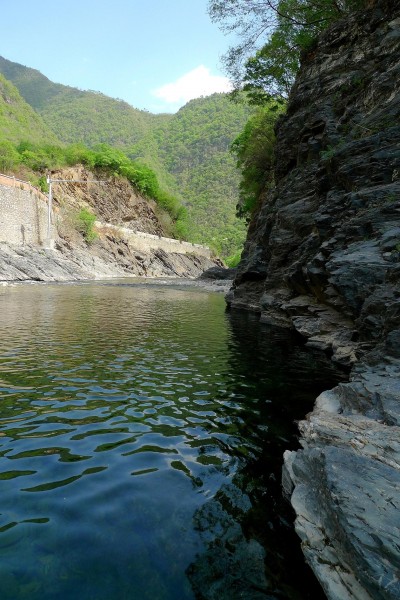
[0,280,345,600]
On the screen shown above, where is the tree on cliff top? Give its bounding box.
[231,99,284,219]
[208,0,367,102]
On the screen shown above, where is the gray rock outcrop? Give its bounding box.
[227,3,400,598]
[199,266,237,280]
[0,238,216,282]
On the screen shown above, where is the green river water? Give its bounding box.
[0,280,345,599]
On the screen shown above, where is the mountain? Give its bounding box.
[0,56,253,258]
[0,73,59,146]
[130,94,253,257]
[0,56,169,147]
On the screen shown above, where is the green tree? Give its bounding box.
[0,141,20,172]
[92,144,130,171]
[231,100,284,218]
[208,0,367,101]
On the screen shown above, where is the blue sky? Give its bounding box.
[1,0,236,113]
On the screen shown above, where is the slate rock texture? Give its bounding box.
[227,3,400,598]
[0,239,216,282]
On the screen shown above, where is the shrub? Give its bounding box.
[92,144,130,172]
[225,249,242,267]
[64,144,95,167]
[38,175,49,193]
[76,208,98,244]
[0,141,21,172]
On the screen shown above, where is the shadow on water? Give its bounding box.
[187,309,348,600]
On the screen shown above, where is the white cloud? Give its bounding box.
[153,65,232,105]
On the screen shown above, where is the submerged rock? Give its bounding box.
[187,484,270,600]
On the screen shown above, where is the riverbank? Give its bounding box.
[0,164,219,281]
[0,236,218,283]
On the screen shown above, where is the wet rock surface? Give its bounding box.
[227,3,400,598]
[283,358,400,600]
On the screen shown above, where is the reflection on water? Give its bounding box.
[0,281,345,599]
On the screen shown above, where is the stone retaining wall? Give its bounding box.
[0,179,48,245]
[0,174,211,259]
[97,222,211,258]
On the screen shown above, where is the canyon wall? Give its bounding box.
[227,4,400,599]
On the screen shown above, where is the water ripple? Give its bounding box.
[0,281,345,600]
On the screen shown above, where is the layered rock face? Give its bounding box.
[0,240,216,282]
[51,166,165,236]
[228,4,400,599]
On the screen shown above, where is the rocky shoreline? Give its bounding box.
[0,234,217,283]
[227,4,400,599]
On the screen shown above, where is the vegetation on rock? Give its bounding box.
[208,0,368,103]
[76,207,98,244]
[206,0,371,226]
[231,100,285,219]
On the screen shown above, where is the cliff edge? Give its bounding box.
[227,4,400,599]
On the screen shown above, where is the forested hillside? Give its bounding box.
[0,66,185,236]
[0,56,166,147]
[130,94,254,258]
[0,56,252,259]
[0,74,59,159]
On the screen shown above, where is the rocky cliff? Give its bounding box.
[227,4,400,599]
[0,166,217,282]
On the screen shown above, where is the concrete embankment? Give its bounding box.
[0,174,48,246]
[96,222,211,259]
